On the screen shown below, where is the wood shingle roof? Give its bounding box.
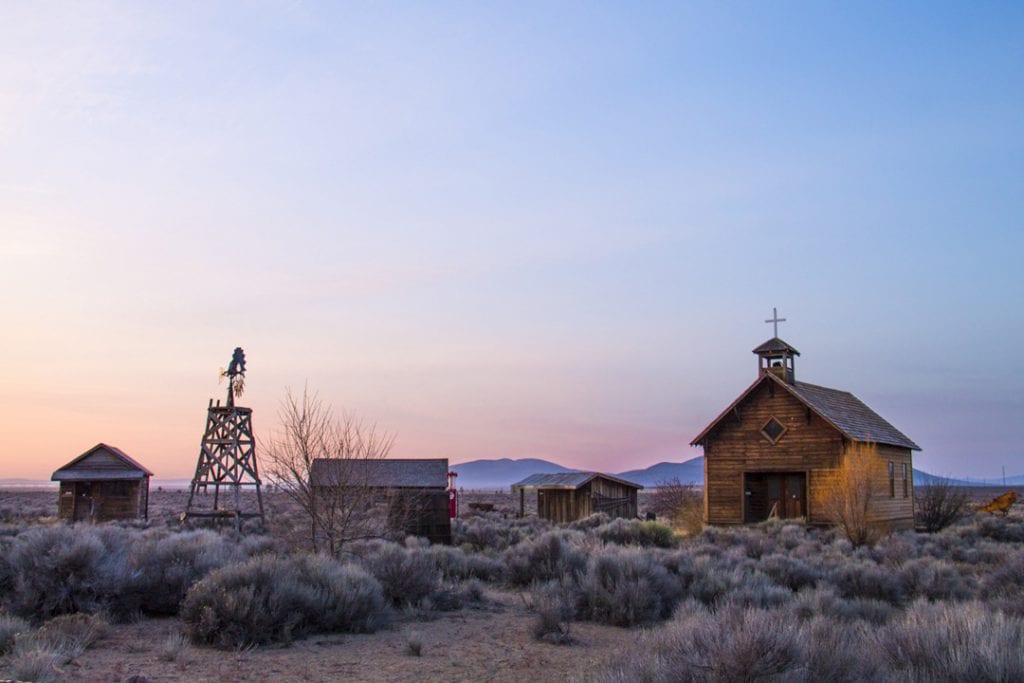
[691,373,920,451]
[511,472,643,490]
[51,443,154,481]
[310,458,449,488]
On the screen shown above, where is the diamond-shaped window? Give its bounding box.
[761,417,787,444]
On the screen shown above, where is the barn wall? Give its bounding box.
[589,477,639,519]
[703,381,844,525]
[533,478,640,523]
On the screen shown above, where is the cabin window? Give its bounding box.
[761,417,787,444]
[888,462,895,498]
[901,463,909,498]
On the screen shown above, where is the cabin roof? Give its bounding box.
[511,471,643,491]
[690,373,921,451]
[752,337,801,356]
[309,458,449,488]
[51,443,154,481]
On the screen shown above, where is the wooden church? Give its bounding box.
[691,315,920,529]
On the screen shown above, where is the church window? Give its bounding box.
[761,417,787,444]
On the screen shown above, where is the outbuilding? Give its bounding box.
[51,443,153,522]
[691,335,920,529]
[511,472,642,523]
[310,458,452,544]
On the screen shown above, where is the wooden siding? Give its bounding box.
[702,381,916,529]
[536,476,638,523]
[57,480,147,523]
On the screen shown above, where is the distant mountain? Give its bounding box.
[914,470,1024,487]
[448,456,1021,491]
[617,458,704,487]
[451,458,578,490]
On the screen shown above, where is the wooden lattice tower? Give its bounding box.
[183,348,265,529]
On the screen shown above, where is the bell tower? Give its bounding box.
[753,308,799,384]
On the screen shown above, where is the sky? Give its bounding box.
[1,2,1021,480]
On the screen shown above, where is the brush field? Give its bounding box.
[1,487,1022,682]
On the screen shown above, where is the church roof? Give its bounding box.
[690,373,920,450]
[752,337,801,355]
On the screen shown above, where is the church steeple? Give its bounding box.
[754,308,799,384]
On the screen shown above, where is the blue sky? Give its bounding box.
[1,2,1021,479]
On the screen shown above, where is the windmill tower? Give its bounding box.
[183,347,265,529]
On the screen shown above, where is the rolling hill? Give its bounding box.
[450,456,1021,490]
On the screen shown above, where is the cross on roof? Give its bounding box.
[765,307,786,337]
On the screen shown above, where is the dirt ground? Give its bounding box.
[44,589,639,683]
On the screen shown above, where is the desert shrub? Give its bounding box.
[596,519,675,548]
[760,553,822,592]
[631,606,802,681]
[567,512,610,531]
[0,614,30,654]
[898,557,975,602]
[453,514,551,552]
[181,554,384,648]
[423,579,486,612]
[353,541,439,607]
[798,616,878,681]
[575,546,681,626]
[31,613,107,658]
[647,478,704,535]
[979,550,1024,601]
[873,600,1024,680]
[118,528,256,617]
[6,647,63,683]
[976,515,1024,543]
[3,525,112,620]
[503,530,586,586]
[827,560,908,606]
[915,480,971,533]
[528,578,576,644]
[719,569,793,610]
[425,544,504,582]
[1,525,263,621]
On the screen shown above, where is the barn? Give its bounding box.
[51,443,153,522]
[691,336,920,529]
[310,458,452,544]
[511,472,642,523]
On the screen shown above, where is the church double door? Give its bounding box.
[744,472,806,522]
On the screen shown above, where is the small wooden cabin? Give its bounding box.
[51,443,153,522]
[310,458,452,544]
[691,337,920,530]
[511,472,642,523]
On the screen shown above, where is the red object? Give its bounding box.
[447,471,458,518]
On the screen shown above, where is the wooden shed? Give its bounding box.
[511,472,642,523]
[310,458,452,544]
[691,336,920,530]
[51,443,153,522]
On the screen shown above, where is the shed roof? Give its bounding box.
[310,458,449,488]
[511,471,643,491]
[690,373,920,451]
[752,337,801,356]
[51,443,154,481]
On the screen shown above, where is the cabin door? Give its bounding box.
[744,472,806,522]
[74,483,94,522]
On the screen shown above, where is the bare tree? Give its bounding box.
[915,477,970,532]
[648,478,704,536]
[820,441,885,547]
[262,386,396,555]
